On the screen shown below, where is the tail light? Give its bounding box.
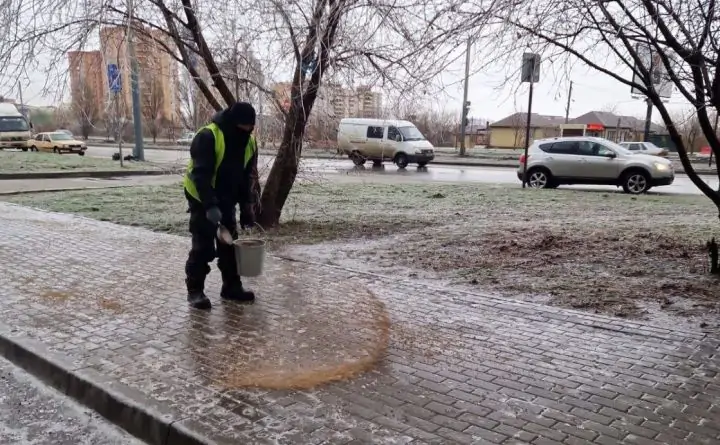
[519,154,527,164]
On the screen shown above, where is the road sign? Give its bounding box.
[630,44,673,98]
[521,53,541,83]
[107,64,121,93]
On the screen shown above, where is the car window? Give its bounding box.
[538,143,554,152]
[628,143,640,151]
[41,134,48,142]
[576,141,595,155]
[594,144,615,157]
[387,126,400,141]
[366,126,383,139]
[547,141,579,155]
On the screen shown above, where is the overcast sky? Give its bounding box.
[5,35,691,124]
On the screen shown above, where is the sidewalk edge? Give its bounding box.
[0,169,181,180]
[0,322,212,445]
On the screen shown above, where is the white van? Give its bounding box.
[0,103,32,151]
[337,118,435,168]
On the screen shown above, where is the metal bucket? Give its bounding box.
[233,238,266,277]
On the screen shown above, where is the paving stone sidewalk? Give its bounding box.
[1,202,719,444]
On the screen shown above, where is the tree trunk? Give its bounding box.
[708,237,719,275]
[256,107,306,227]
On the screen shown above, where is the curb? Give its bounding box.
[0,169,181,180]
[0,321,210,445]
[301,155,717,175]
[0,185,152,196]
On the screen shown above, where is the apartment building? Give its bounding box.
[98,25,177,122]
[327,84,382,118]
[270,82,382,119]
[67,50,107,119]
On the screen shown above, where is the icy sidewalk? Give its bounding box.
[0,202,719,445]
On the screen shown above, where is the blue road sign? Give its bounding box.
[107,64,122,93]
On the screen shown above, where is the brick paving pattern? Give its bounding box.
[0,202,719,444]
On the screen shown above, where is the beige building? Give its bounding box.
[67,51,107,119]
[489,110,670,149]
[327,84,382,118]
[489,113,564,149]
[99,25,177,123]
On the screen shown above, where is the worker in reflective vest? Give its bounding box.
[183,102,258,310]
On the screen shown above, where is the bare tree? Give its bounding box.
[0,0,499,226]
[501,0,720,204]
[175,73,214,131]
[511,112,525,149]
[599,103,621,115]
[142,77,164,143]
[497,0,720,271]
[671,109,705,154]
[397,106,456,147]
[72,81,100,139]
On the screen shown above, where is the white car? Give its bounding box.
[517,136,674,194]
[336,118,435,168]
[176,132,195,145]
[618,141,669,157]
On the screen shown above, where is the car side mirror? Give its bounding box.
[605,152,617,158]
[395,135,402,142]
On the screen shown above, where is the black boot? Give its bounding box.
[186,278,212,310]
[220,280,255,303]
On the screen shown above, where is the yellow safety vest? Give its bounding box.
[183,122,256,202]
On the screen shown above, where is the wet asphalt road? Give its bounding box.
[0,357,142,445]
[85,145,719,196]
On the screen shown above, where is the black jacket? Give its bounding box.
[186,109,258,216]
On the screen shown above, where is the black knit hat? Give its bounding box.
[227,102,256,126]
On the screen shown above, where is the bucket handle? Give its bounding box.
[239,221,267,240]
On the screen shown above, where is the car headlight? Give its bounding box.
[654,162,669,171]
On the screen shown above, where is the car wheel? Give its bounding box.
[78,151,85,156]
[622,170,650,194]
[418,161,428,167]
[53,147,60,154]
[30,145,37,152]
[526,168,552,189]
[350,151,366,166]
[395,153,409,169]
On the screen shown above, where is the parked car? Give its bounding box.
[337,118,435,168]
[0,102,32,151]
[618,141,669,157]
[55,129,73,136]
[176,132,195,145]
[28,132,87,155]
[517,136,674,194]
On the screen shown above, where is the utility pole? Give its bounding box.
[642,97,653,142]
[459,36,472,156]
[126,0,145,161]
[615,117,621,142]
[564,81,573,124]
[17,81,25,119]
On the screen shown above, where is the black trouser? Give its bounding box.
[185,206,240,291]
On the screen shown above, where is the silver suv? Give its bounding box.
[517,137,674,194]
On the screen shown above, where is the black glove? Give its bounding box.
[205,206,222,226]
[239,206,255,230]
